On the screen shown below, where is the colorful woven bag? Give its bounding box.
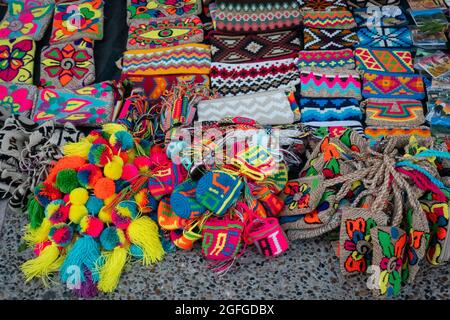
[357,27,413,48]
[300,98,363,122]
[354,47,414,73]
[362,72,425,100]
[303,11,357,29]
[0,83,37,118]
[297,49,355,70]
[364,98,425,127]
[304,28,359,50]
[245,217,289,257]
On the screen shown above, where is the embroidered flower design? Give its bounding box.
[42,42,93,87]
[0,85,34,114]
[421,202,448,265]
[0,13,37,38]
[160,0,197,16]
[128,0,165,19]
[0,38,34,83]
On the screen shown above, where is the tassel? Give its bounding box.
[21,244,64,284]
[97,247,128,293]
[60,236,101,285]
[23,218,52,245]
[127,216,164,266]
[102,123,127,135]
[27,197,45,230]
[63,139,93,159]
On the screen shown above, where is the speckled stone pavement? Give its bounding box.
[0,202,448,300]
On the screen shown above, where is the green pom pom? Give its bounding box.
[27,197,45,230]
[56,169,79,194]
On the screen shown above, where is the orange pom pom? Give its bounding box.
[45,156,86,184]
[94,178,116,200]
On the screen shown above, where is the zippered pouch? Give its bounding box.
[210,30,301,63]
[365,98,425,127]
[297,49,355,69]
[0,83,37,118]
[303,11,357,29]
[354,47,414,73]
[300,68,362,99]
[362,72,425,100]
[32,81,115,126]
[357,27,413,48]
[211,58,300,97]
[197,90,295,125]
[304,28,359,50]
[353,6,408,27]
[300,98,362,122]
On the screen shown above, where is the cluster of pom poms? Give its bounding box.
[21,124,165,298]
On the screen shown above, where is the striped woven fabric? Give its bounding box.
[303,11,357,29]
[297,49,355,69]
[122,44,211,76]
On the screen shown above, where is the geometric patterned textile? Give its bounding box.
[304,28,359,50]
[354,47,414,73]
[364,98,425,127]
[210,30,301,63]
[300,98,363,122]
[127,0,202,21]
[365,126,431,141]
[357,27,413,48]
[298,49,355,69]
[362,72,425,100]
[303,11,357,29]
[300,0,348,11]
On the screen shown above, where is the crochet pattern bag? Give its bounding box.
[0,83,37,118]
[300,0,348,11]
[353,6,408,27]
[0,37,35,84]
[304,28,359,50]
[297,49,355,70]
[300,68,362,100]
[197,90,295,125]
[365,126,432,141]
[32,81,115,127]
[40,39,95,89]
[354,47,414,73]
[364,99,425,127]
[127,0,202,21]
[210,30,301,64]
[50,0,104,44]
[362,72,425,100]
[210,58,300,97]
[280,175,326,215]
[122,44,211,76]
[213,0,301,33]
[303,121,365,137]
[0,0,55,41]
[357,27,413,48]
[245,217,289,257]
[303,11,357,29]
[300,98,363,122]
[127,16,204,50]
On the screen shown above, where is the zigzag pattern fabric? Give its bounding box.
[300,0,348,11]
[213,0,301,33]
[304,28,359,50]
[365,98,425,127]
[210,30,301,63]
[300,68,362,99]
[354,47,414,73]
[303,11,357,29]
[122,44,211,76]
[357,27,413,48]
[365,126,431,141]
[210,58,300,96]
[300,98,363,122]
[298,49,355,69]
[362,72,425,100]
[197,90,295,125]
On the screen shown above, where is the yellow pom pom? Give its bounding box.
[104,156,123,180]
[69,205,88,224]
[69,188,89,205]
[98,206,113,224]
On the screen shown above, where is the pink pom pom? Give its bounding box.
[121,164,139,181]
[80,215,104,238]
[134,156,151,173]
[149,145,170,167]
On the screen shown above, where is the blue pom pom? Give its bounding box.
[86,196,104,216]
[111,131,134,151]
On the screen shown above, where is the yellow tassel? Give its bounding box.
[63,139,92,159]
[21,244,64,285]
[23,219,52,246]
[102,123,127,135]
[127,216,164,266]
[97,247,128,293]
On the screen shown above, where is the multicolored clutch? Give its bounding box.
[365,126,432,140]
[210,58,300,97]
[40,39,95,89]
[300,98,363,122]
[50,0,104,44]
[122,44,211,76]
[353,6,408,27]
[304,28,359,50]
[357,27,413,48]
[127,0,202,21]
[213,0,301,33]
[354,47,414,73]
[32,81,115,126]
[303,11,357,29]
[246,217,289,257]
[0,37,35,85]
[0,0,55,41]
[300,0,348,11]
[197,90,295,125]
[297,49,355,69]
[362,72,425,100]
[127,16,204,50]
[0,83,37,118]
[300,68,362,100]
[364,98,425,127]
[210,30,301,63]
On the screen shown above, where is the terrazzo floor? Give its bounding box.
[0,202,448,300]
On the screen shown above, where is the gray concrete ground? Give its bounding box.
[0,201,448,300]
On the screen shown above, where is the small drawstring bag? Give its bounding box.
[245,217,289,257]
